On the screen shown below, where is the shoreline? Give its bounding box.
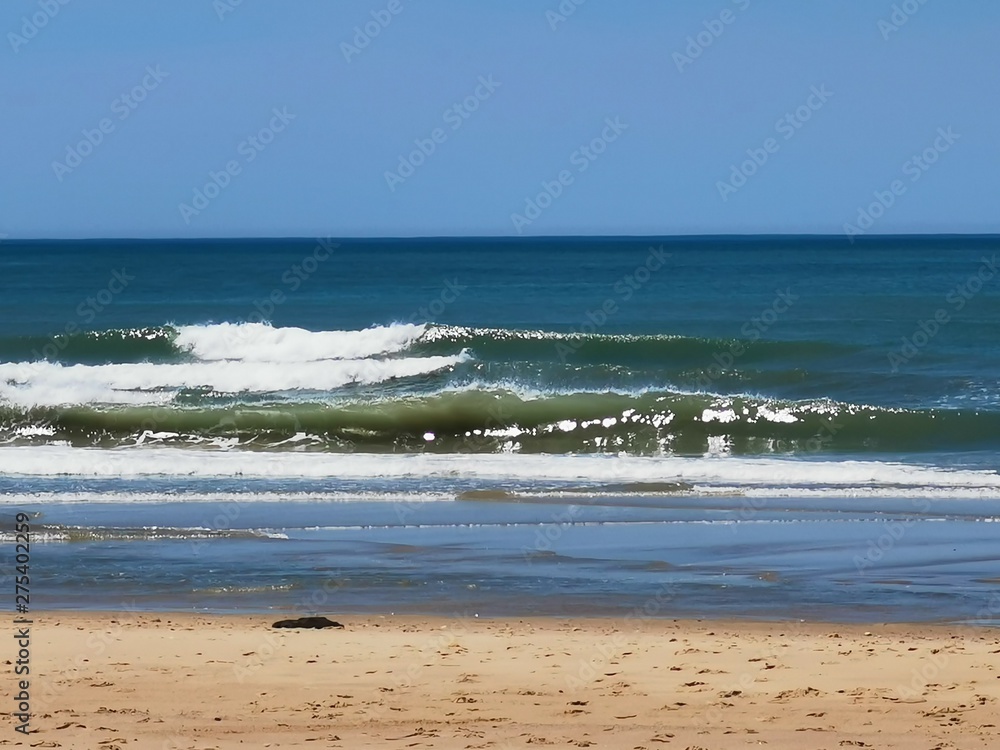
[22,607,1000,626]
[17,611,1000,748]
[16,487,1000,626]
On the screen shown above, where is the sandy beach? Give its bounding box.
[11,612,998,749]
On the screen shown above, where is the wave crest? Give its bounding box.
[174,322,427,363]
[4,389,1000,454]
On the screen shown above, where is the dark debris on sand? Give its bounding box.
[271,616,345,629]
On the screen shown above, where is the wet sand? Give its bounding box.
[19,612,1000,749]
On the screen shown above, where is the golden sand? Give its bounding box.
[18,613,1000,749]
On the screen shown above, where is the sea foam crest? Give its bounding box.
[174,322,427,362]
[0,354,467,407]
[0,322,465,407]
[3,449,1000,499]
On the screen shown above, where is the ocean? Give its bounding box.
[3,235,1000,622]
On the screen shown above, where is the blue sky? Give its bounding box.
[3,0,999,238]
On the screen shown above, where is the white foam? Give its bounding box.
[0,490,449,505]
[2,447,1000,498]
[174,322,426,363]
[13,425,56,437]
[0,354,466,407]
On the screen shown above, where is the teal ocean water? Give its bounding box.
[2,236,1000,621]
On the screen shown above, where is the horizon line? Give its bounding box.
[4,232,1000,244]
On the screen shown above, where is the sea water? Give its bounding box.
[2,236,999,621]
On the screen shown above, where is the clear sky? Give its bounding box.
[3,0,999,238]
